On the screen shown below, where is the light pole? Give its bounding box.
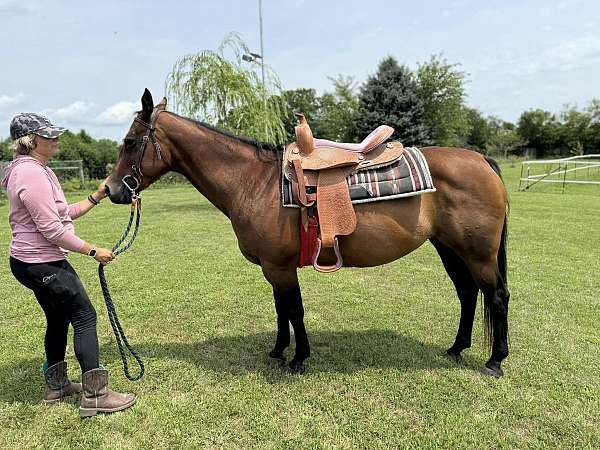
[243,0,267,138]
[241,51,265,100]
[258,0,265,90]
[242,0,265,90]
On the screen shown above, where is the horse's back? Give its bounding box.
[334,147,507,268]
[421,146,506,196]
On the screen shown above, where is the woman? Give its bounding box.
[2,113,136,418]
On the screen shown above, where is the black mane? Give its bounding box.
[166,111,284,154]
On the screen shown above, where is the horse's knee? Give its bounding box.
[485,292,507,316]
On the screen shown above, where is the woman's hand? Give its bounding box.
[94,247,115,265]
[95,177,109,201]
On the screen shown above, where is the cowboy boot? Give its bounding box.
[43,361,83,404]
[79,368,136,418]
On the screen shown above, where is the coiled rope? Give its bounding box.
[98,197,145,381]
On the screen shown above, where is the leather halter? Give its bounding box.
[122,108,164,194]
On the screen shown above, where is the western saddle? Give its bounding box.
[284,113,404,272]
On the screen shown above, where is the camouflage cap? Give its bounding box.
[10,113,66,140]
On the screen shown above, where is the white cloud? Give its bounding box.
[51,100,95,122]
[544,37,600,71]
[96,101,138,125]
[470,36,600,77]
[558,0,584,10]
[0,1,34,19]
[510,37,600,77]
[540,0,585,17]
[0,93,25,110]
[477,8,502,20]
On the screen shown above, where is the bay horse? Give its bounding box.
[105,89,510,377]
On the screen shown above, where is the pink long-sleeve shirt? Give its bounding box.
[2,155,85,263]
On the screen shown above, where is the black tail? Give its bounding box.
[484,156,509,287]
[483,157,509,348]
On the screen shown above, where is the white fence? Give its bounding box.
[48,160,85,182]
[0,161,9,183]
[518,154,600,192]
[0,160,85,184]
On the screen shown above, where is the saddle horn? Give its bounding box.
[294,113,315,155]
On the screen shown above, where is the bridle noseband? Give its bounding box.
[122,108,164,197]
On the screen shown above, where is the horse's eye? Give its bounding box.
[123,137,135,147]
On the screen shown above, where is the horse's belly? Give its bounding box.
[320,196,433,268]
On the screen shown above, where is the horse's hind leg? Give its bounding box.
[468,260,510,378]
[431,238,479,362]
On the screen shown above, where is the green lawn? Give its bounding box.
[0,161,599,449]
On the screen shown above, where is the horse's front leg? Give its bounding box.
[269,287,290,363]
[262,266,310,374]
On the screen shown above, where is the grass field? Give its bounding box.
[0,160,599,449]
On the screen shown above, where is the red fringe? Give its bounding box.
[299,214,319,267]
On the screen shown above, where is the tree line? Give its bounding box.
[2,37,598,180]
[0,130,117,179]
[280,56,599,159]
[163,35,599,159]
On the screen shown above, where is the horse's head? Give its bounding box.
[105,89,170,204]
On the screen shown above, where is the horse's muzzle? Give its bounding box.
[105,182,133,205]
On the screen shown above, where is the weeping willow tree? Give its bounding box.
[165,33,288,145]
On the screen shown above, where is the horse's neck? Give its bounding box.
[168,123,279,217]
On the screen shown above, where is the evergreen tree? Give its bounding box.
[356,57,430,146]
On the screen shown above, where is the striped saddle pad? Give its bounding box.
[281,146,436,207]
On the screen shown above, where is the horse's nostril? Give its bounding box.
[105,185,110,196]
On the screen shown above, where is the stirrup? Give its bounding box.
[312,237,343,273]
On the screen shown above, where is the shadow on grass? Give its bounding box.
[0,329,483,404]
[143,201,215,214]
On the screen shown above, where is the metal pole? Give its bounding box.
[259,0,265,90]
[258,0,267,138]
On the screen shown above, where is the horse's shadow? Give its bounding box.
[141,201,215,214]
[0,329,482,404]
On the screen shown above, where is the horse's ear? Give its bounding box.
[157,96,167,110]
[141,88,154,113]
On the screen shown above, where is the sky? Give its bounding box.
[1,0,599,141]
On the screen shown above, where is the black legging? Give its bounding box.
[10,257,100,373]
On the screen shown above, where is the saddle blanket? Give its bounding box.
[281,146,436,207]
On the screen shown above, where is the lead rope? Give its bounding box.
[98,195,145,381]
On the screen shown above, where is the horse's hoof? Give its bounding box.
[269,349,285,360]
[288,360,306,375]
[268,350,286,366]
[444,349,462,363]
[482,363,504,378]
